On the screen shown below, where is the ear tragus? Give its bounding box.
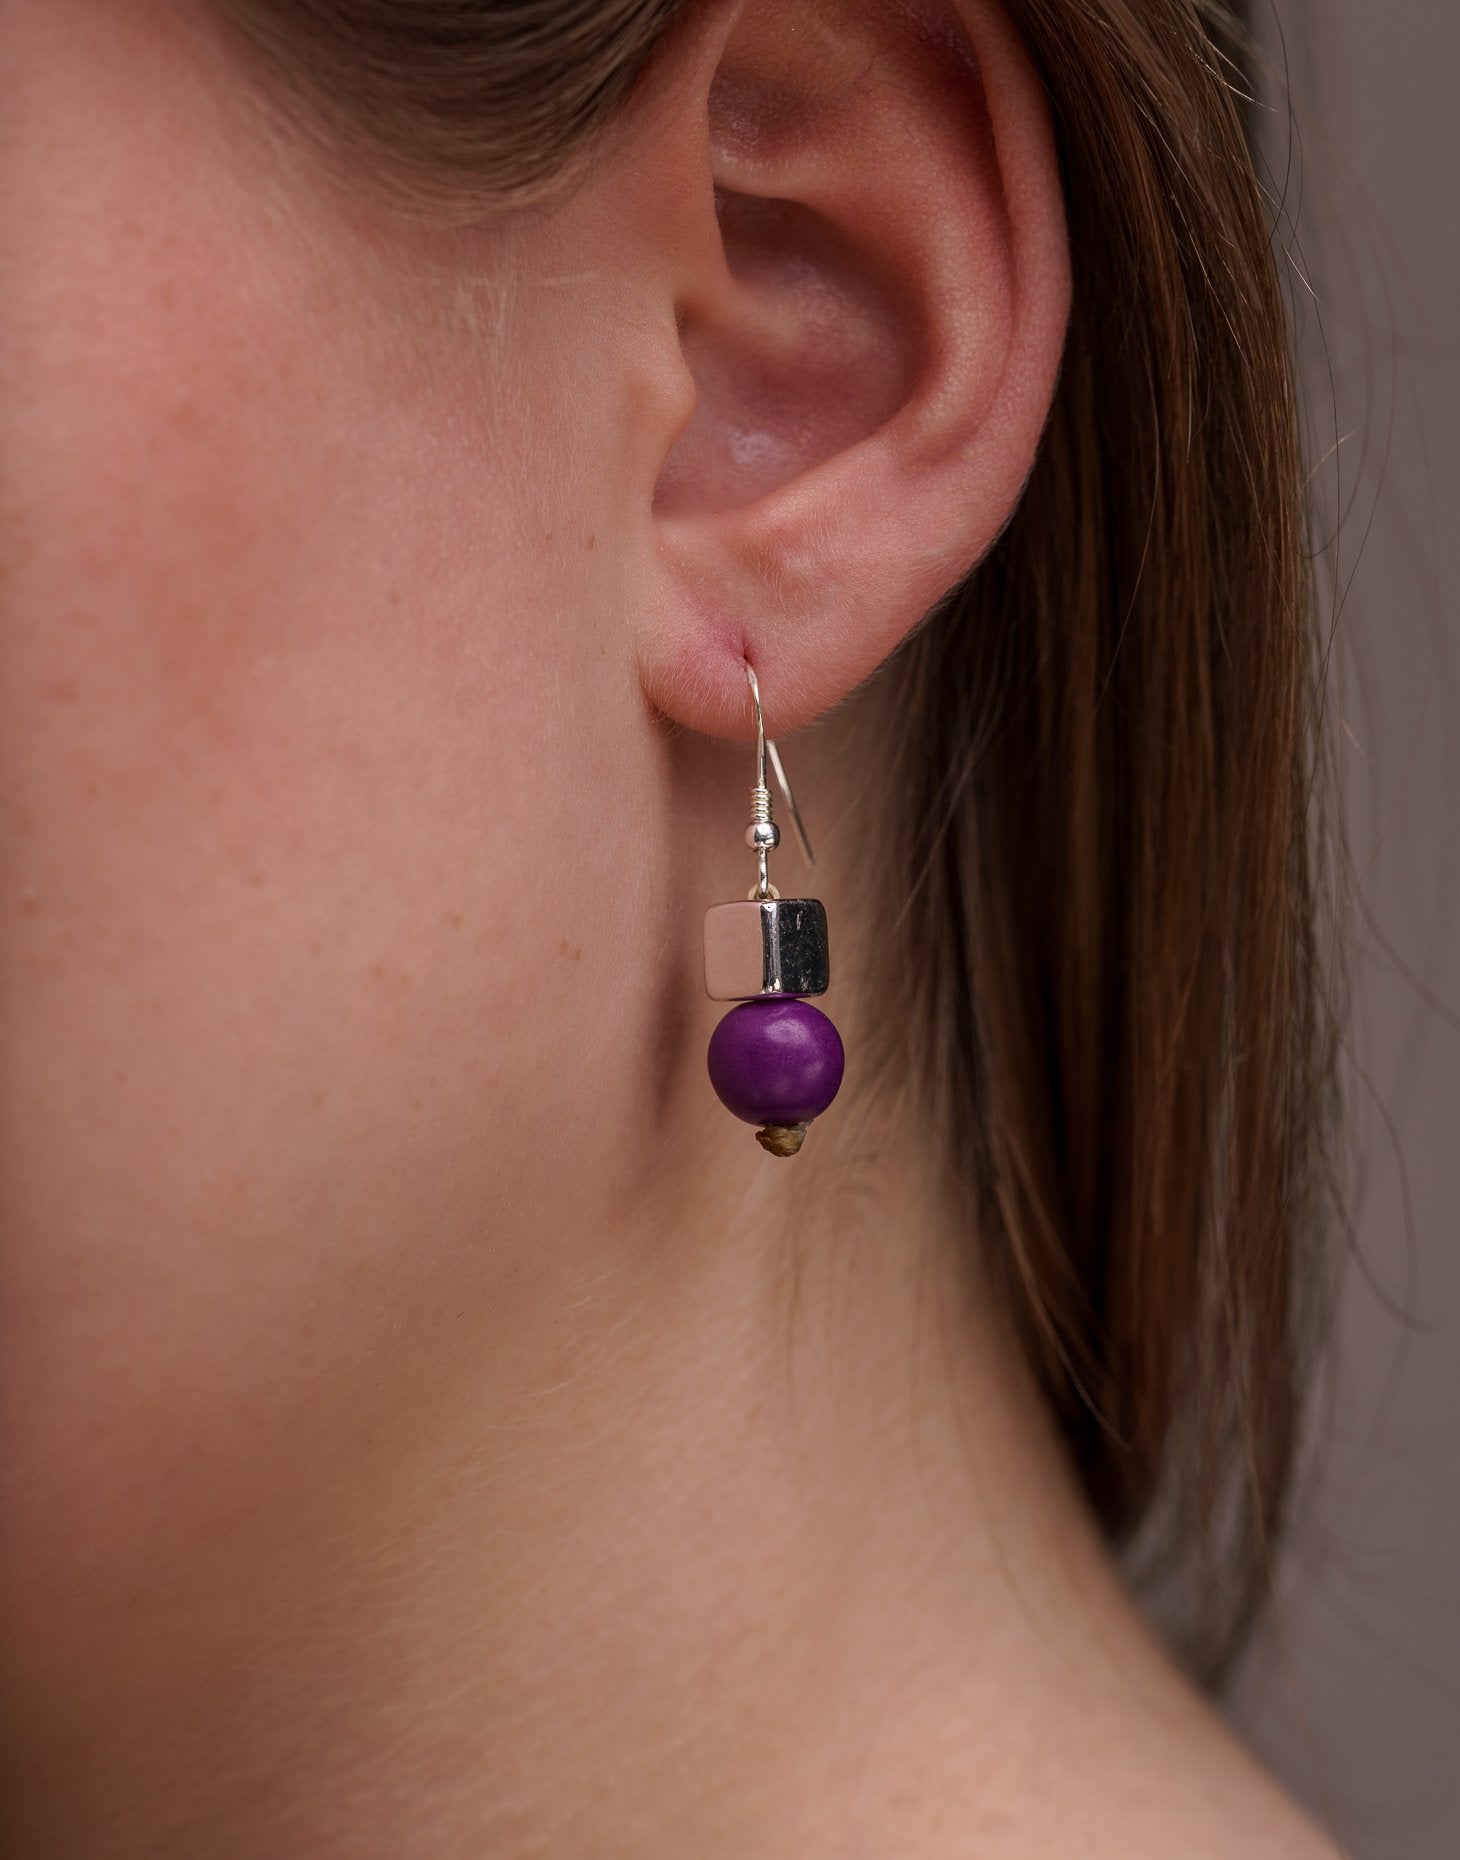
[653,186,921,516]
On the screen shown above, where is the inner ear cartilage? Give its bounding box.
[703,664,844,1159]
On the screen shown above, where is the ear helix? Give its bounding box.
[703,663,845,1157]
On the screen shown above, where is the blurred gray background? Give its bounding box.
[1221,5,1460,1856]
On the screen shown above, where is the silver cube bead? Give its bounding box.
[703,897,830,1001]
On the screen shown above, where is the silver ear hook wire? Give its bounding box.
[745,662,814,901]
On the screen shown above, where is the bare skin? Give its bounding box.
[0,0,1342,1854]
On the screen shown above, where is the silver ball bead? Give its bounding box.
[746,820,781,852]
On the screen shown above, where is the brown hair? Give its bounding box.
[205,0,1344,1684]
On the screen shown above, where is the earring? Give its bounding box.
[703,663,845,1158]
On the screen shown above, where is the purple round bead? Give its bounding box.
[707,997,845,1127]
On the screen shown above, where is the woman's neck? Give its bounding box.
[8,1111,1281,1860]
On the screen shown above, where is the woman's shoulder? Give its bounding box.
[881,1656,1346,1860]
[944,1756,1344,1860]
[1006,1690,1346,1860]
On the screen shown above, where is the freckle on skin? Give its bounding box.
[17,886,39,914]
[443,910,464,930]
[45,681,78,703]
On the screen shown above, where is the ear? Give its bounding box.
[598,0,1071,739]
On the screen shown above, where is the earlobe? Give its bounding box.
[624,0,1070,740]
